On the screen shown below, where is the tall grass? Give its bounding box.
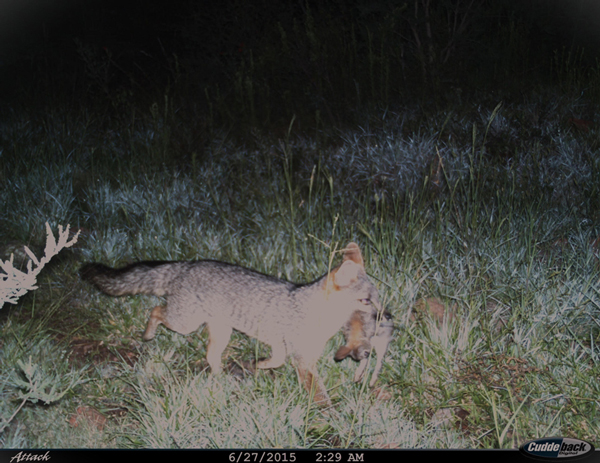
[1,0,600,449]
[1,83,599,447]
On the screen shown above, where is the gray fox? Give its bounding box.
[334,309,394,387]
[81,242,382,406]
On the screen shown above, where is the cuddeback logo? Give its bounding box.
[520,437,595,460]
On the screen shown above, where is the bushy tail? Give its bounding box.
[80,262,183,297]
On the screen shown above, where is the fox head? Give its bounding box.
[325,242,382,315]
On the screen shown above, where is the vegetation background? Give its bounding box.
[1,0,600,449]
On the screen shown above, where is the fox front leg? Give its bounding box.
[292,356,332,407]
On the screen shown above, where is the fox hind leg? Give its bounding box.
[257,339,287,370]
[142,308,231,376]
[142,305,204,341]
[142,305,167,341]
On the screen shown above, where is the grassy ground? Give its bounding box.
[1,80,600,448]
[2,1,600,448]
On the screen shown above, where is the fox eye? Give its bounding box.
[360,298,371,305]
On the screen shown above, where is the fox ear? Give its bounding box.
[342,242,364,267]
[332,259,361,287]
[324,243,364,290]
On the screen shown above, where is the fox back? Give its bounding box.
[81,242,382,405]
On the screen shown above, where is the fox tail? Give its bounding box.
[80,262,180,297]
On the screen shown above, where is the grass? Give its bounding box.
[2,0,600,447]
[1,85,600,449]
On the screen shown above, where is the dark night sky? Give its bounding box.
[0,0,187,59]
[2,0,600,110]
[3,0,600,60]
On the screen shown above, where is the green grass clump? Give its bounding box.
[0,40,600,448]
